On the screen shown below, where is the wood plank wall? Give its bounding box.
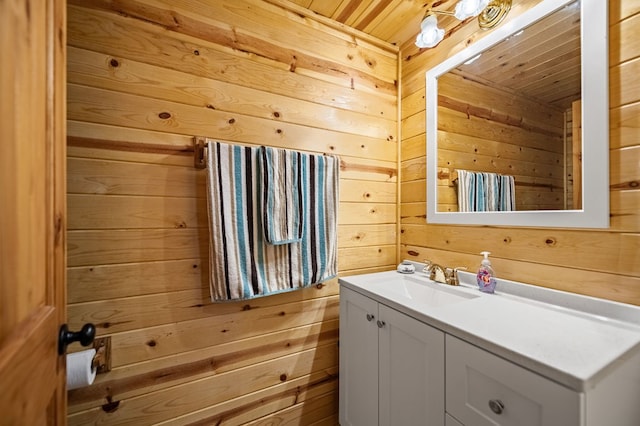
[435,71,567,212]
[65,0,398,424]
[400,0,640,306]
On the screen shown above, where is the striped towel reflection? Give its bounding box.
[205,140,339,302]
[457,170,515,212]
[499,174,515,211]
[260,146,303,244]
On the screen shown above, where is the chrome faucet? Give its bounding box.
[423,260,467,286]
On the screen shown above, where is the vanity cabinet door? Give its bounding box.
[339,287,380,426]
[446,335,582,426]
[446,413,464,426]
[340,287,446,426]
[378,304,445,426]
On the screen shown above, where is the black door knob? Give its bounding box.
[58,323,96,355]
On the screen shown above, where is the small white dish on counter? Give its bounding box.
[396,260,415,274]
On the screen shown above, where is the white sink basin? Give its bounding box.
[362,273,479,309]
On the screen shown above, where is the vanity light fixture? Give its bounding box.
[415,0,512,48]
[455,0,490,20]
[415,14,445,48]
[478,0,512,29]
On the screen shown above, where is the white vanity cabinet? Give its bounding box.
[339,269,640,426]
[339,286,445,426]
[445,335,581,426]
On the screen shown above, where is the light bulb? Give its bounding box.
[415,15,445,48]
[454,0,490,20]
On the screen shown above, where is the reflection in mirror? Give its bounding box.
[426,0,609,228]
[438,2,581,212]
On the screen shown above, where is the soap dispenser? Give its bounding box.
[477,251,496,293]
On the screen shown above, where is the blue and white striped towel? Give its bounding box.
[259,146,304,244]
[205,140,339,302]
[457,169,515,212]
[499,174,515,211]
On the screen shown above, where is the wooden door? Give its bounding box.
[0,0,67,424]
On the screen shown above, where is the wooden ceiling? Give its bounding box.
[286,0,431,46]
[452,1,581,111]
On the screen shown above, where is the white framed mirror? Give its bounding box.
[426,0,609,228]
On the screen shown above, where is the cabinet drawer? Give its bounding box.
[446,336,582,426]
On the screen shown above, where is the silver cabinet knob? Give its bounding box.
[376,320,386,328]
[489,399,504,415]
[366,313,375,322]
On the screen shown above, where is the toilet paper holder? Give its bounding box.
[91,336,111,374]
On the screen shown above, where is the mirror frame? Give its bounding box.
[426,0,609,228]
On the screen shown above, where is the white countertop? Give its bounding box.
[338,264,640,392]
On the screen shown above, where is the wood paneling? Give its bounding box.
[67,3,396,116]
[69,345,338,425]
[65,1,639,423]
[66,1,397,424]
[399,0,640,306]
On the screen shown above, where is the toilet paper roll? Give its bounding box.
[66,348,97,390]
